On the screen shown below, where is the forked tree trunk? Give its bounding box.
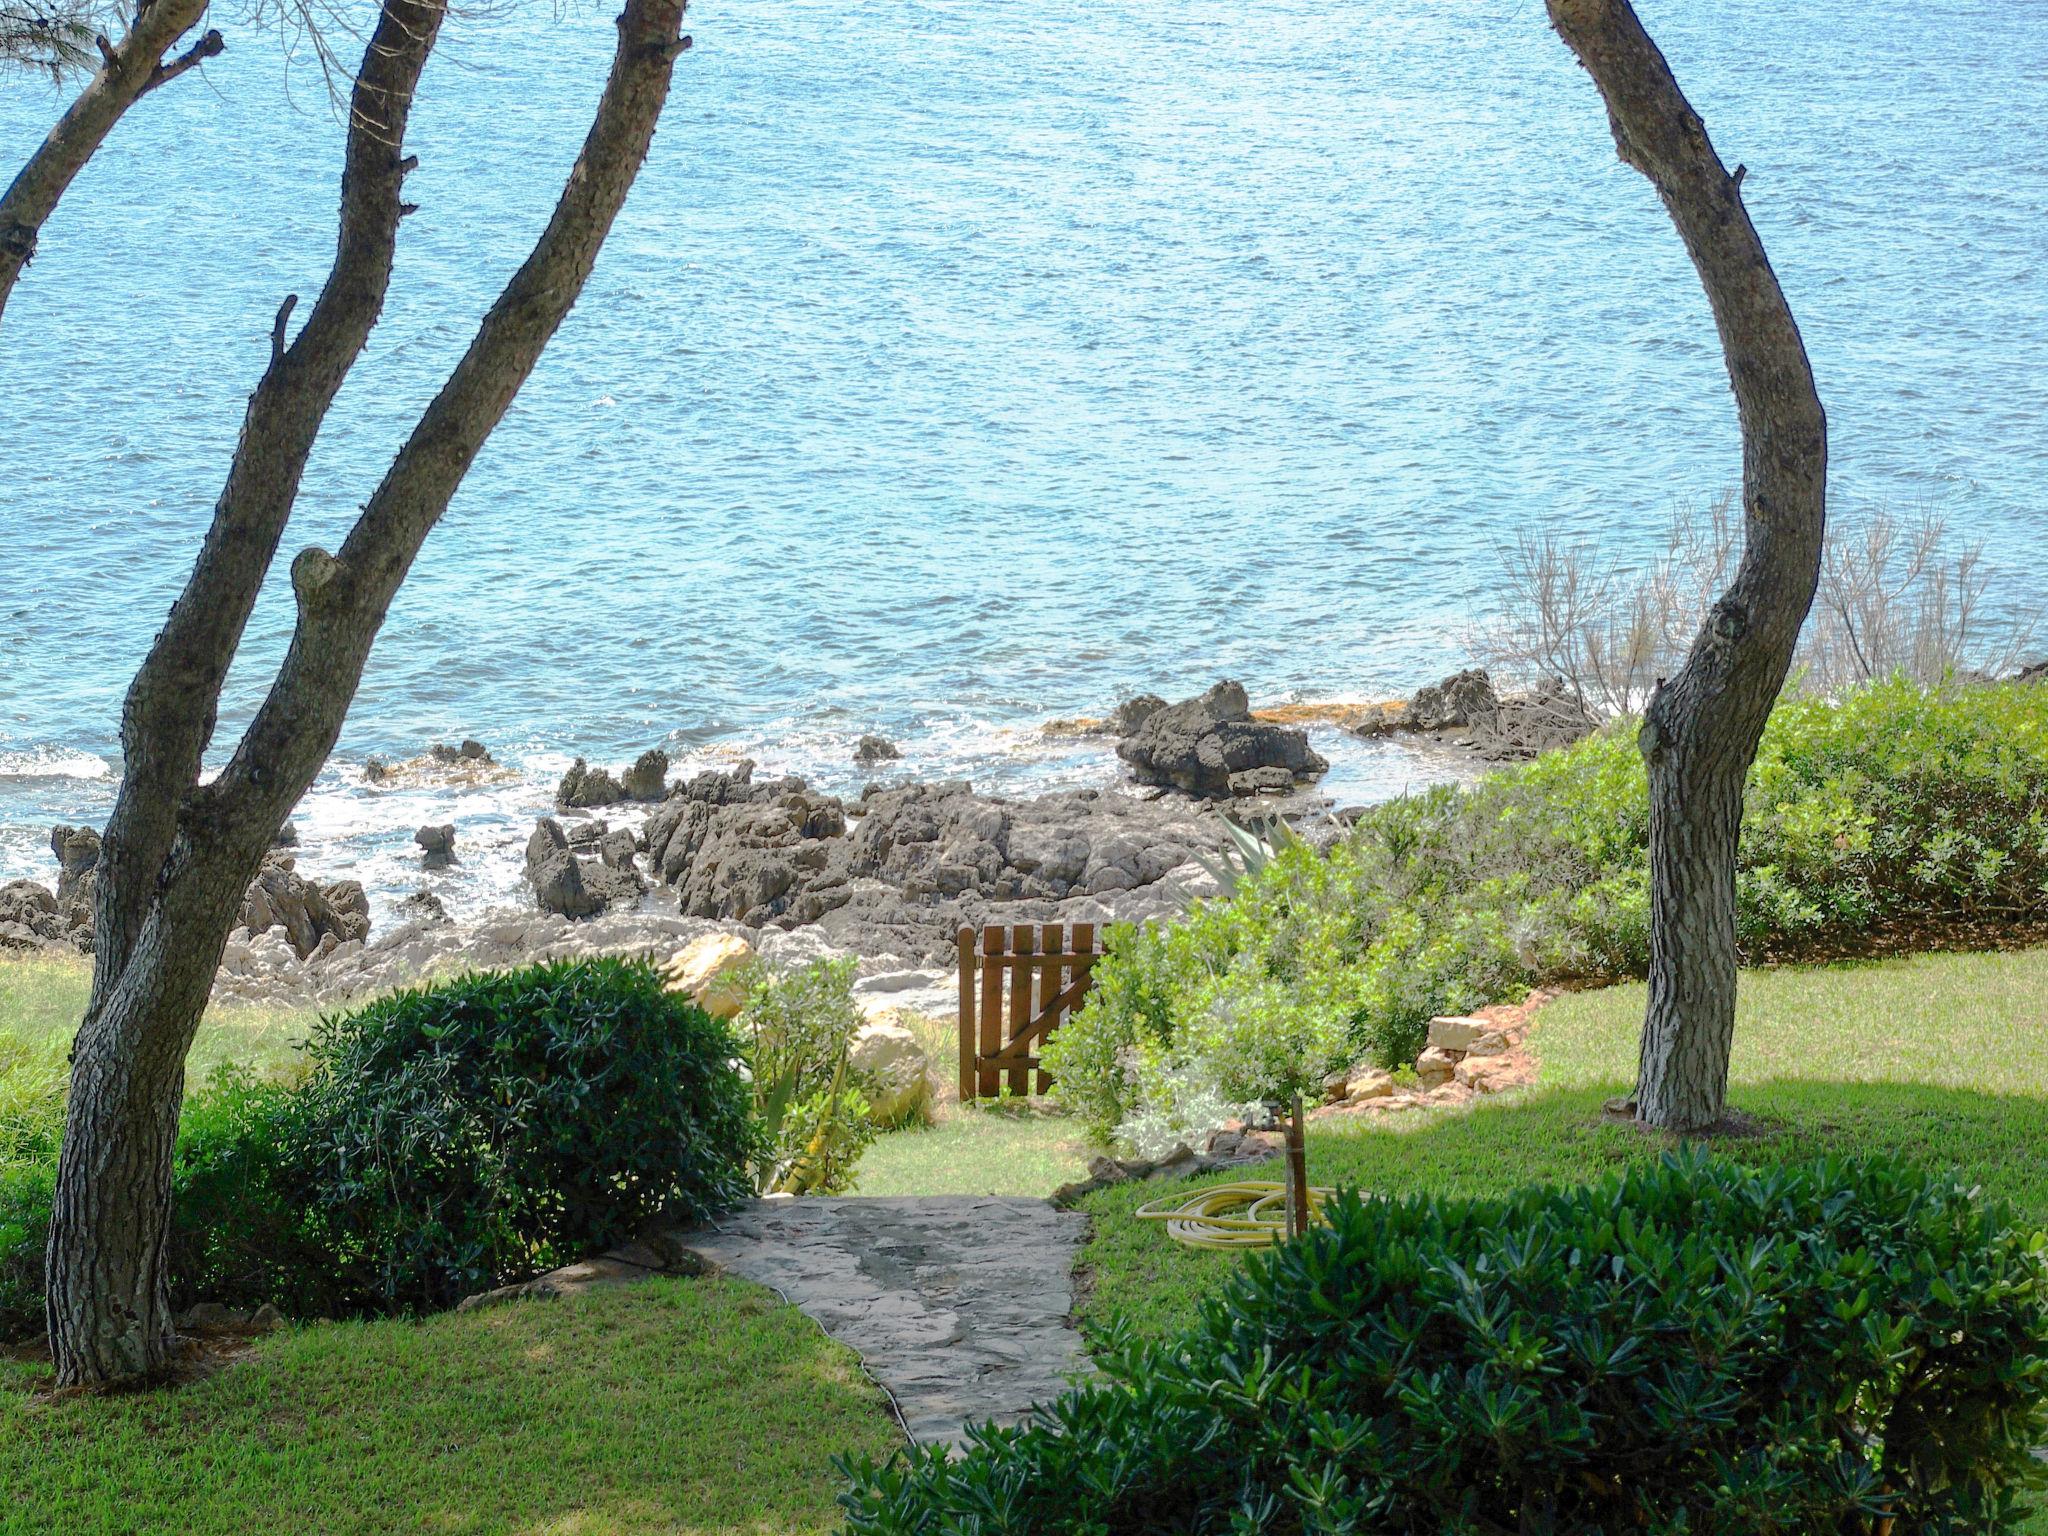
[0,0,221,326]
[45,0,691,1386]
[1546,0,1827,1131]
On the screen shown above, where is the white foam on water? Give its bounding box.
[0,747,112,783]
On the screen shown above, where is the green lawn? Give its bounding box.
[8,946,2046,1531]
[0,1275,900,1536]
[854,1104,1093,1198]
[0,950,316,1084]
[1075,946,2048,1348]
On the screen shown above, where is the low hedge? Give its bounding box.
[840,1153,2048,1535]
[0,958,760,1332]
[1045,678,2048,1141]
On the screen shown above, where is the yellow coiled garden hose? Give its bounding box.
[1132,1180,1335,1250]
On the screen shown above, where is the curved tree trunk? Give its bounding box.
[0,0,221,327]
[1545,0,1826,1131]
[46,0,690,1386]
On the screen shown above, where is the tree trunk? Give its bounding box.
[44,877,245,1379]
[0,0,220,326]
[1546,0,1826,1132]
[1283,1094,1309,1240]
[46,0,690,1387]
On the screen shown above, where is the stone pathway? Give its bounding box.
[666,1196,1094,1450]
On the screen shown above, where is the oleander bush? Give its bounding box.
[736,956,876,1195]
[839,1153,2048,1536]
[0,957,762,1333]
[1044,678,2048,1142]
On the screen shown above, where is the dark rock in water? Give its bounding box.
[2016,659,2048,686]
[273,820,300,848]
[1354,668,1595,762]
[626,765,1235,964]
[854,734,901,766]
[565,818,608,848]
[556,757,627,809]
[1406,668,1497,732]
[1227,765,1298,796]
[598,826,640,871]
[415,823,457,868]
[526,818,603,918]
[239,855,370,958]
[1108,694,1168,738]
[395,889,451,926]
[458,739,491,761]
[623,749,670,802]
[525,817,642,917]
[559,749,669,807]
[1115,681,1327,799]
[49,823,101,906]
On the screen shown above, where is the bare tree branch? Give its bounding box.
[0,0,219,325]
[139,20,220,92]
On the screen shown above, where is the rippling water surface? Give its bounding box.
[1,0,2043,915]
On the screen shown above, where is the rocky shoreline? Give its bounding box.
[0,671,1584,1015]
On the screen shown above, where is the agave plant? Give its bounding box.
[1184,812,1302,904]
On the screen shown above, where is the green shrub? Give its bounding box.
[840,1153,2048,1535]
[0,959,763,1332]
[287,958,759,1313]
[166,1066,339,1316]
[737,956,876,1195]
[0,1031,67,1337]
[1047,679,2048,1144]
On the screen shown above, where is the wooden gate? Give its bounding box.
[957,923,1100,1101]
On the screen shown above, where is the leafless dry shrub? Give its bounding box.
[1478,497,2040,719]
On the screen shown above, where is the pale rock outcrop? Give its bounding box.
[659,932,757,1018]
[849,1013,933,1128]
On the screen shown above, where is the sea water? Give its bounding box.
[1,0,2042,919]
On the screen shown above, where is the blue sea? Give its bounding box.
[2,0,2043,919]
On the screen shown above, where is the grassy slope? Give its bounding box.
[0,950,316,1083]
[1076,946,2048,1348]
[0,1276,901,1536]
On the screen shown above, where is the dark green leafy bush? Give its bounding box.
[840,1153,2048,1535]
[287,957,760,1312]
[0,958,762,1335]
[1046,679,2048,1140]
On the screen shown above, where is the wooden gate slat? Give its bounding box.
[1006,925,1036,1098]
[956,926,975,1103]
[978,926,1004,1099]
[1036,923,1065,1094]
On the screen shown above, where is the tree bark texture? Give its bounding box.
[0,0,221,326]
[1546,0,1826,1131]
[46,0,689,1386]
[1284,1094,1310,1241]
